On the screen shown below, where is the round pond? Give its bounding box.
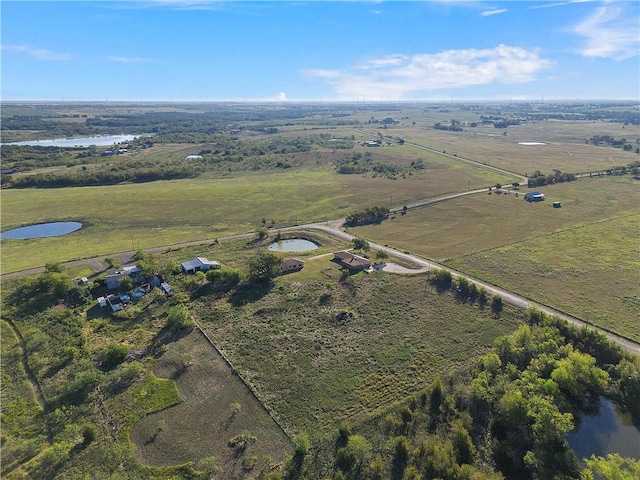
[1,222,83,239]
[267,238,318,252]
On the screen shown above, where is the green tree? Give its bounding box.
[81,423,97,444]
[166,305,195,331]
[256,227,268,241]
[100,342,129,369]
[248,253,281,283]
[551,350,609,400]
[206,267,244,286]
[352,237,370,251]
[118,276,134,292]
[491,295,504,316]
[293,432,311,456]
[582,454,640,480]
[104,257,121,269]
[336,435,372,474]
[375,250,389,260]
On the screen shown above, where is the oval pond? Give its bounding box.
[1,222,83,239]
[267,239,318,252]
[566,397,640,460]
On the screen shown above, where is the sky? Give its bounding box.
[1,0,639,102]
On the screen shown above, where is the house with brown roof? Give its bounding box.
[333,251,372,271]
[282,258,305,274]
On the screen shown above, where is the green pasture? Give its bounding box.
[1,158,513,274]
[130,330,291,476]
[197,270,522,436]
[445,213,640,343]
[351,177,639,342]
[391,120,638,175]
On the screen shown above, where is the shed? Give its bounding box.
[160,282,174,297]
[282,258,305,274]
[181,257,219,274]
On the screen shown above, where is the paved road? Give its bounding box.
[2,146,637,355]
[303,221,640,356]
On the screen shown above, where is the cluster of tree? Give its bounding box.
[298,310,640,480]
[344,206,390,227]
[2,164,200,188]
[433,120,463,132]
[334,152,422,179]
[527,169,576,188]
[429,269,503,315]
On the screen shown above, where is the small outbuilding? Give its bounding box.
[524,191,545,202]
[282,258,305,274]
[181,257,219,274]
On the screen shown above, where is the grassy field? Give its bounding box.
[1,158,513,274]
[445,213,640,343]
[196,264,522,437]
[130,330,291,477]
[388,123,638,176]
[0,320,49,475]
[351,177,640,342]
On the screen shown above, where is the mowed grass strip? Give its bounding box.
[197,269,521,437]
[129,330,290,476]
[1,157,512,273]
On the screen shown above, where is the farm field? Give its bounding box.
[392,122,638,176]
[130,330,290,477]
[0,157,513,274]
[352,177,640,342]
[445,213,640,343]
[196,265,522,436]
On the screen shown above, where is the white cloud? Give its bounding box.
[276,92,287,101]
[106,56,154,63]
[573,4,639,59]
[530,0,593,9]
[480,8,508,17]
[303,45,553,100]
[1,44,71,61]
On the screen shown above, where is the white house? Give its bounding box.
[181,257,220,274]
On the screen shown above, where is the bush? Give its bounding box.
[166,305,195,331]
[81,423,97,444]
[293,432,311,456]
[100,342,129,369]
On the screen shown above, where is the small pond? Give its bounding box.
[267,238,318,252]
[1,222,83,239]
[4,134,139,148]
[566,397,640,460]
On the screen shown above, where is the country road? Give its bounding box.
[2,139,637,356]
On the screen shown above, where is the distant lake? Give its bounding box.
[566,397,640,460]
[4,134,139,148]
[1,222,83,239]
[267,239,318,252]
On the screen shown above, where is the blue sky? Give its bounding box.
[1,0,638,101]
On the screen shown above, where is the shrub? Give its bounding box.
[100,342,129,369]
[81,423,97,444]
[166,305,195,331]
